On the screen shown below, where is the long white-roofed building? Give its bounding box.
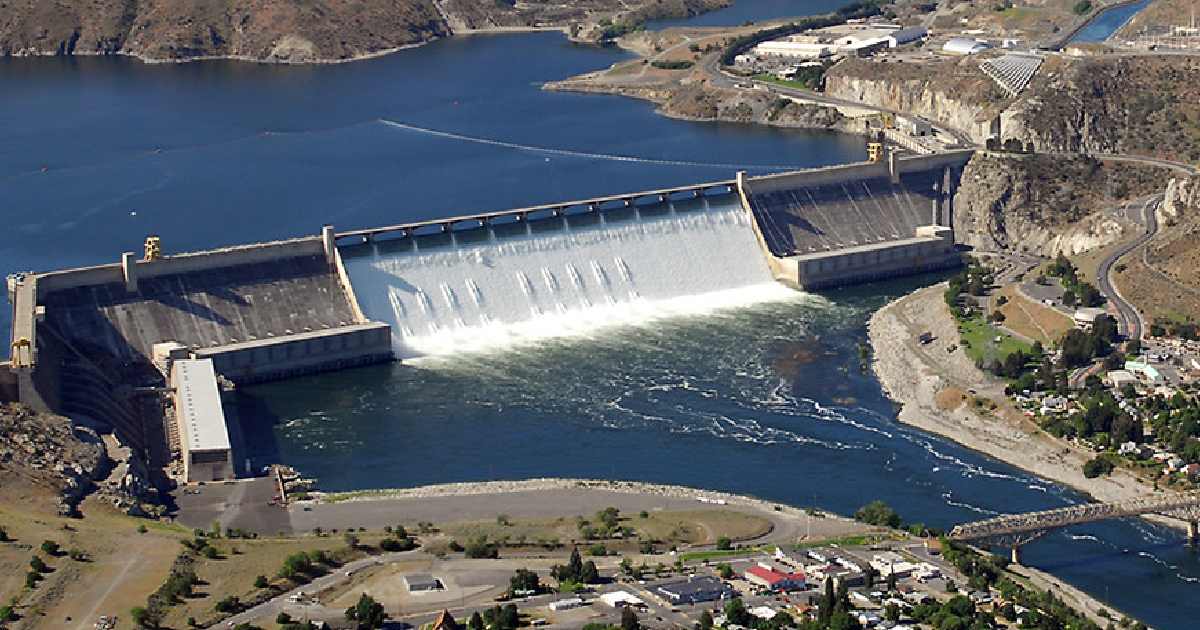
[172,358,234,483]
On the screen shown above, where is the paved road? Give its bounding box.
[1096,196,1160,341]
[219,550,421,627]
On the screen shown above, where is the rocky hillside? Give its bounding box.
[0,404,108,516]
[952,153,1171,256]
[1007,56,1200,163]
[0,0,725,63]
[824,56,1008,144]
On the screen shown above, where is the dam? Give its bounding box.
[3,148,971,472]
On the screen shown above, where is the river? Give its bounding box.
[0,1,1197,627]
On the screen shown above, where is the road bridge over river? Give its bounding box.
[948,493,1200,564]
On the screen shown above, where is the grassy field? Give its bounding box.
[441,509,771,549]
[997,286,1074,346]
[752,73,817,91]
[0,484,187,630]
[958,313,1034,364]
[162,534,378,628]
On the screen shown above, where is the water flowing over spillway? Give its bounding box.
[340,194,797,357]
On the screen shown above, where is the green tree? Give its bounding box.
[130,606,157,628]
[468,611,485,630]
[717,563,734,579]
[725,598,752,627]
[254,574,268,588]
[854,500,901,528]
[715,536,732,551]
[344,593,386,629]
[39,541,59,556]
[510,568,541,594]
[699,610,714,630]
[620,606,640,630]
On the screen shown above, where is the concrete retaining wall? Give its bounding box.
[792,236,960,289]
[35,237,323,298]
[195,322,393,384]
[745,150,974,195]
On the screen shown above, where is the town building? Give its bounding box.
[600,591,646,609]
[1108,370,1138,390]
[1126,360,1165,385]
[172,358,234,483]
[1073,307,1107,330]
[869,552,915,577]
[404,574,443,593]
[656,576,732,604]
[746,564,807,591]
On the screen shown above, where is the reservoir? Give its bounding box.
[0,2,1197,627]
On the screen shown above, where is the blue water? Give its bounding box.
[648,0,854,28]
[1,1,1197,627]
[1069,0,1151,43]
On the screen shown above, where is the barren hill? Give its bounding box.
[0,0,725,63]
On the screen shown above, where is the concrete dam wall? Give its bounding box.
[6,150,975,453]
[339,194,792,359]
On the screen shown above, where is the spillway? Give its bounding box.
[339,195,797,358]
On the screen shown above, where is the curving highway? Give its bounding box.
[1096,196,1160,340]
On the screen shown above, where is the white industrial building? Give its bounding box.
[943,37,991,55]
[172,358,234,483]
[754,40,835,59]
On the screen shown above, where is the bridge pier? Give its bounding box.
[1010,545,1022,566]
[1189,520,1197,545]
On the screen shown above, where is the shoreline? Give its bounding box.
[315,477,856,525]
[868,283,1184,527]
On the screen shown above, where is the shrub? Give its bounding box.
[855,500,902,528]
[1083,456,1115,478]
[254,574,268,588]
[215,595,241,613]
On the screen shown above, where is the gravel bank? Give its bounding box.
[868,283,1170,508]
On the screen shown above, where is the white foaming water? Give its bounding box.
[343,197,797,358]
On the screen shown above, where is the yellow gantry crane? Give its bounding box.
[143,235,162,261]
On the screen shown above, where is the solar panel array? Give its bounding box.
[980,53,1043,97]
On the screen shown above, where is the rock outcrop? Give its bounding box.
[0,403,108,516]
[1006,56,1200,163]
[823,57,1006,143]
[952,153,1170,257]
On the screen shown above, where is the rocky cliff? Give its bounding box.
[952,153,1169,257]
[1005,56,1200,163]
[823,57,1007,143]
[0,0,725,63]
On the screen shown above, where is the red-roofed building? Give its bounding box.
[745,564,806,591]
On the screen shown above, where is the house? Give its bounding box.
[656,576,732,604]
[1073,307,1106,330]
[1184,463,1200,479]
[745,564,807,591]
[1041,396,1068,414]
[869,552,914,577]
[750,606,779,620]
[404,574,443,593]
[1108,370,1138,390]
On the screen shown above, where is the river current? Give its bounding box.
[0,1,1196,626]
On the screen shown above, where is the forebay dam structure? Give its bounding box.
[2,149,971,479]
